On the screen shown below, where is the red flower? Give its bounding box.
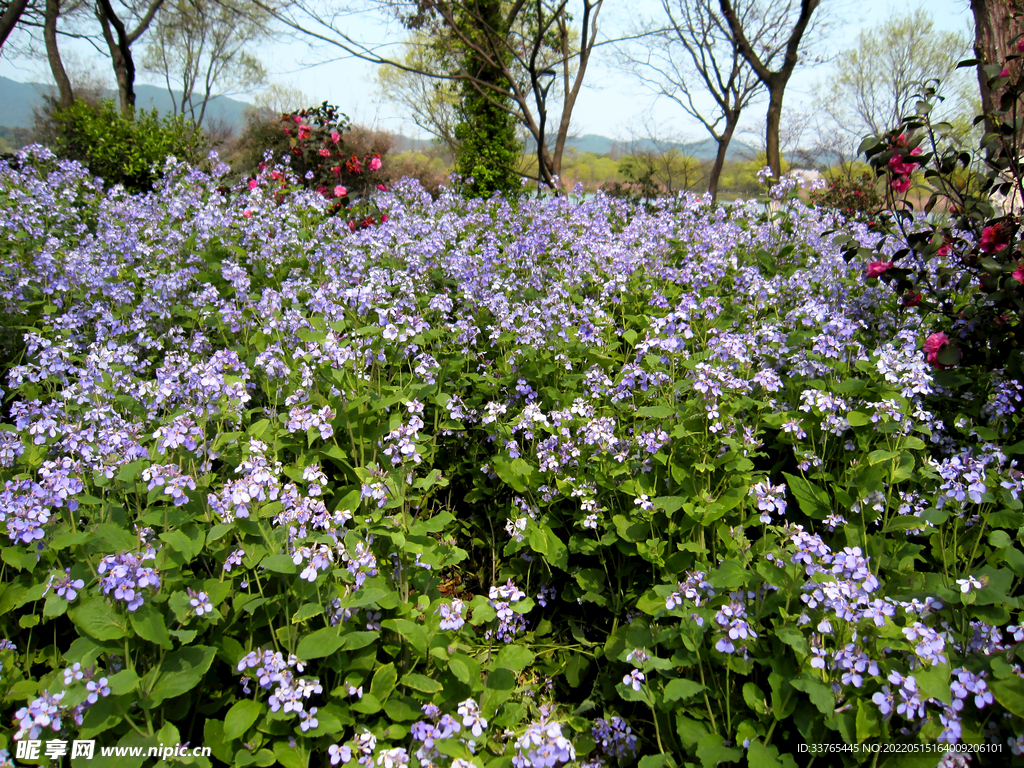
[381,213,389,223]
[980,225,1009,253]
[346,155,363,174]
[298,124,312,140]
[1013,264,1024,284]
[865,260,895,278]
[318,148,331,158]
[377,184,388,192]
[891,176,912,194]
[924,332,950,368]
[902,292,922,307]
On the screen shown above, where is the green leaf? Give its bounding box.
[695,732,743,767]
[69,598,129,641]
[492,456,536,493]
[130,604,172,648]
[846,411,871,427]
[370,663,398,703]
[781,473,830,519]
[223,699,261,740]
[146,646,216,705]
[381,618,428,656]
[789,676,834,715]
[106,669,140,696]
[662,678,704,703]
[915,663,950,705]
[527,523,568,570]
[401,672,443,694]
[296,627,346,659]
[775,626,808,657]
[992,677,1024,717]
[494,644,535,673]
[291,603,324,624]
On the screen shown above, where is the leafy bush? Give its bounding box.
[49,100,204,192]
[809,171,883,221]
[4,145,1024,767]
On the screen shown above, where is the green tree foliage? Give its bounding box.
[49,98,203,191]
[826,9,972,141]
[450,0,522,197]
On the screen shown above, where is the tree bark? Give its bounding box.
[718,0,820,177]
[44,0,74,107]
[970,0,1024,137]
[707,113,738,202]
[0,0,30,51]
[96,0,137,117]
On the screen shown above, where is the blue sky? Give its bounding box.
[0,0,975,141]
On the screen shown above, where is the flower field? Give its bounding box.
[2,146,1024,768]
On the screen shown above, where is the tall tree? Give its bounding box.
[44,0,74,105]
[142,0,270,126]
[969,0,1024,139]
[247,0,605,191]
[0,0,32,50]
[828,9,970,138]
[717,0,821,178]
[621,0,795,200]
[95,0,165,116]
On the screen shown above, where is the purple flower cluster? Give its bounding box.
[0,459,83,544]
[236,648,321,719]
[96,547,160,611]
[591,716,638,759]
[488,579,528,642]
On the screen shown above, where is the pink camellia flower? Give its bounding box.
[334,185,347,197]
[298,124,312,140]
[1013,264,1024,284]
[331,132,341,144]
[924,332,950,367]
[1000,67,1011,78]
[377,183,388,192]
[331,166,341,176]
[292,115,302,124]
[865,260,895,278]
[980,225,1009,253]
[892,176,912,194]
[319,148,331,158]
[369,157,382,171]
[248,179,258,190]
[1018,38,1024,53]
[243,210,252,218]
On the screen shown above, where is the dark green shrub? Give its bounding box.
[809,171,883,220]
[50,99,204,192]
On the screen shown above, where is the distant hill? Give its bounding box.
[0,75,762,163]
[0,75,254,130]
[524,132,757,161]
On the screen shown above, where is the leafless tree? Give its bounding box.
[620,0,802,200]
[717,0,823,178]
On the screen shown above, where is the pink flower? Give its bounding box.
[1013,264,1024,284]
[331,166,341,176]
[377,184,388,192]
[292,115,302,124]
[331,132,341,144]
[1000,67,1011,78]
[298,125,312,140]
[369,157,382,171]
[243,210,252,218]
[319,148,331,158]
[248,179,258,190]
[980,225,1009,253]
[334,185,347,197]
[1017,38,1024,53]
[924,332,950,367]
[865,261,895,278]
[891,176,912,194]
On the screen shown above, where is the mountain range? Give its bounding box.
[0,75,758,161]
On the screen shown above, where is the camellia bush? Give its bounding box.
[3,144,1024,768]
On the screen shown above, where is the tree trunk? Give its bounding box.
[765,83,784,178]
[44,0,74,107]
[970,0,1024,138]
[96,0,137,117]
[0,0,29,51]
[707,115,738,202]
